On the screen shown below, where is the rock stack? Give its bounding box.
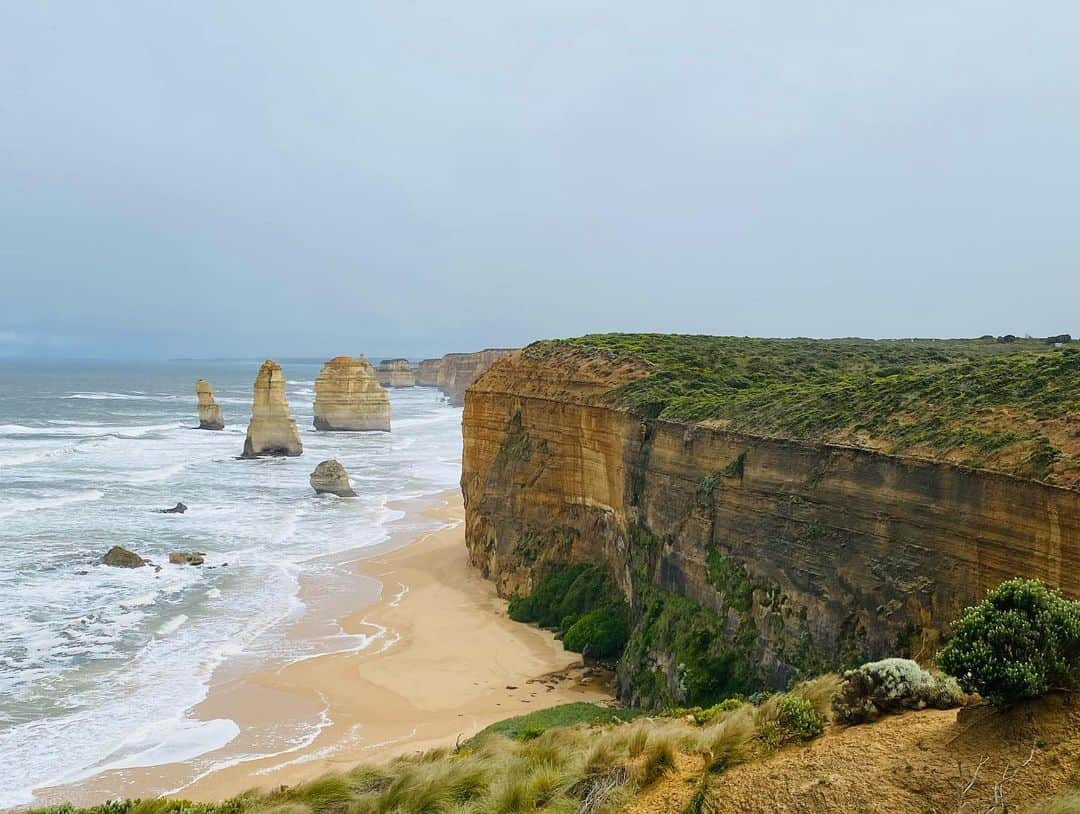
[195,379,224,430]
[376,358,416,388]
[310,459,357,497]
[415,358,442,387]
[313,356,391,431]
[241,360,303,458]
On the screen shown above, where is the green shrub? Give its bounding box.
[562,606,629,659]
[759,694,824,748]
[937,578,1080,707]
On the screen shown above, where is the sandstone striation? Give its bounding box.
[195,379,224,430]
[376,358,416,388]
[313,356,391,431]
[310,459,357,497]
[241,360,303,458]
[415,358,442,387]
[461,345,1080,707]
[435,349,515,405]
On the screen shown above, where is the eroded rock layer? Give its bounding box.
[415,358,442,387]
[242,360,303,458]
[436,349,514,406]
[376,358,415,388]
[195,379,224,430]
[310,459,357,497]
[461,346,1080,706]
[313,356,390,431]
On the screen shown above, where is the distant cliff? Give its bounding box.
[415,349,516,405]
[461,337,1080,708]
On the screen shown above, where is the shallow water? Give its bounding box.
[0,360,462,807]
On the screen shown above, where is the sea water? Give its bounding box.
[0,360,462,807]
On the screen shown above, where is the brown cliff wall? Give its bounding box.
[462,348,1080,703]
[432,349,516,405]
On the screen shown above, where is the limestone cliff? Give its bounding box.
[415,358,442,387]
[195,379,224,430]
[462,344,1080,707]
[436,349,515,406]
[241,360,303,458]
[376,358,415,388]
[313,356,391,431]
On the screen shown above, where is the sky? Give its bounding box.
[1,2,1078,359]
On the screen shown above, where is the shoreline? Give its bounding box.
[37,489,610,806]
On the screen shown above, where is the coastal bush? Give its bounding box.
[832,658,964,724]
[757,694,825,749]
[563,606,630,659]
[468,702,645,744]
[526,334,1080,482]
[937,578,1080,707]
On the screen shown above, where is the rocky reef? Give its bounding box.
[461,339,1080,708]
[376,358,415,388]
[313,355,391,431]
[310,459,357,497]
[241,360,303,458]
[195,379,224,430]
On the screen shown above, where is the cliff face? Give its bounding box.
[462,347,1080,706]
[437,349,515,406]
[195,379,224,430]
[377,358,416,388]
[242,360,303,458]
[313,356,391,431]
[415,358,442,387]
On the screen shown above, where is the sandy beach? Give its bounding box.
[38,490,610,806]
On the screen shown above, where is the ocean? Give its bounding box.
[0,360,463,808]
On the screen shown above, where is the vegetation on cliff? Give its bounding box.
[525,334,1080,485]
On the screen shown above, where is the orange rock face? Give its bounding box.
[462,347,1080,695]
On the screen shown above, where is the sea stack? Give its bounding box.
[376,358,416,388]
[195,379,224,430]
[310,459,357,497]
[313,356,391,431]
[241,360,303,458]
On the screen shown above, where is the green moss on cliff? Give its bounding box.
[508,564,630,659]
[525,334,1080,483]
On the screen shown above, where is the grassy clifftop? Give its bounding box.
[523,334,1079,486]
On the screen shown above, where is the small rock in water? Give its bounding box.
[310,459,357,497]
[102,546,146,568]
[169,551,205,566]
[159,502,187,514]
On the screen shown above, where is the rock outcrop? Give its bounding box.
[241,360,303,458]
[461,346,1080,707]
[195,379,224,430]
[313,356,391,431]
[310,459,357,497]
[158,502,187,514]
[169,551,205,566]
[102,546,146,568]
[376,358,416,388]
[415,358,442,387]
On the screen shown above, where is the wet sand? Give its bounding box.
[39,490,609,806]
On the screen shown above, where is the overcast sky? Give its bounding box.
[1,2,1078,358]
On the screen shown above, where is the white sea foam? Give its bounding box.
[0,376,463,807]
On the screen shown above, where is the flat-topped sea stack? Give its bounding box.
[241,360,303,458]
[415,358,442,387]
[436,348,515,405]
[195,379,224,430]
[313,356,391,431]
[376,358,415,388]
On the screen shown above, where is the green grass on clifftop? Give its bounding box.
[525,333,1080,485]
